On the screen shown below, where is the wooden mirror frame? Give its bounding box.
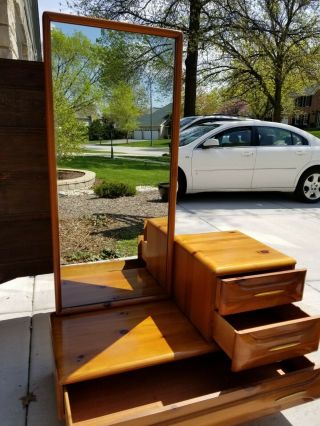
[43,12,183,314]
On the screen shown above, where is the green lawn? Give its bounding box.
[117,139,170,147]
[308,130,320,138]
[58,156,169,186]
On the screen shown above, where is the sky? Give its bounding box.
[37,0,72,36]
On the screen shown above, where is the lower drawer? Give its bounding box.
[212,305,320,372]
[63,353,320,426]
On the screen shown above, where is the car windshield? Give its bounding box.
[180,123,221,146]
[180,116,198,128]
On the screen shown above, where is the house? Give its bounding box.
[134,103,172,140]
[0,0,41,61]
[289,86,320,129]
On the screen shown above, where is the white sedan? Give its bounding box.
[178,121,320,202]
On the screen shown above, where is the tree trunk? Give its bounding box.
[273,76,282,122]
[183,0,201,117]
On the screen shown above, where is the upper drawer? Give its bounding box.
[216,269,306,315]
[212,305,320,372]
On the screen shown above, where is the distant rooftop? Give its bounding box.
[138,103,172,127]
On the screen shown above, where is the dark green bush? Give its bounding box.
[94,181,136,198]
[88,118,126,141]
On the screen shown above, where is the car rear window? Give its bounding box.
[257,126,308,146]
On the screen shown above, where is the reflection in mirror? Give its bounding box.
[49,20,176,310]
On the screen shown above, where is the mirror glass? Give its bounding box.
[48,20,176,309]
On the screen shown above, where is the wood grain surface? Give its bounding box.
[64,353,320,426]
[0,59,52,283]
[212,305,320,372]
[52,300,217,385]
[61,261,166,309]
[216,269,306,315]
[144,218,169,290]
[175,230,296,276]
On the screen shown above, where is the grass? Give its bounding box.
[117,139,170,147]
[58,155,169,186]
[308,130,320,138]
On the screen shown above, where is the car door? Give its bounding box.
[252,126,312,189]
[191,126,256,190]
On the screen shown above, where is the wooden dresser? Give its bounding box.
[171,229,319,372]
[51,218,320,425]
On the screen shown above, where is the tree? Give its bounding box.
[54,95,88,160]
[67,0,320,120]
[88,118,105,142]
[97,30,172,112]
[195,88,222,115]
[67,0,218,117]
[52,28,103,158]
[202,0,320,121]
[107,82,140,143]
[52,28,102,114]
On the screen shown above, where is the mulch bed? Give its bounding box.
[58,190,168,264]
[58,170,85,180]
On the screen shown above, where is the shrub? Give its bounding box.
[94,181,136,198]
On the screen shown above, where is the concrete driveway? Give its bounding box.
[176,191,320,425]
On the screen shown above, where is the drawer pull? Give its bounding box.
[276,390,309,403]
[269,342,300,352]
[254,290,285,297]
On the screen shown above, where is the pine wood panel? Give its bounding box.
[144,218,168,290]
[216,269,306,315]
[0,59,52,283]
[175,230,296,276]
[212,305,320,372]
[172,230,297,339]
[61,265,166,309]
[51,300,217,385]
[64,354,320,426]
[173,242,216,341]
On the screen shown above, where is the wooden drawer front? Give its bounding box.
[216,269,306,315]
[212,305,320,372]
[63,354,320,426]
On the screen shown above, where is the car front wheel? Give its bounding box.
[295,168,320,202]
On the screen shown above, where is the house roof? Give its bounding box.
[138,103,172,127]
[294,85,320,97]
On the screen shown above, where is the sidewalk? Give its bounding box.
[0,275,63,426]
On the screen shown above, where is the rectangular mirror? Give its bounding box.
[43,12,182,313]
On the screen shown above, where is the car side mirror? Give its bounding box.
[202,138,219,148]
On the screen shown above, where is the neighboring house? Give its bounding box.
[289,86,320,129]
[77,115,92,126]
[0,0,41,61]
[134,103,172,140]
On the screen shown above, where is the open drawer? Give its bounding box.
[216,269,306,315]
[212,305,320,372]
[63,353,320,426]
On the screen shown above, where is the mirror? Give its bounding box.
[203,139,220,148]
[43,13,182,312]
